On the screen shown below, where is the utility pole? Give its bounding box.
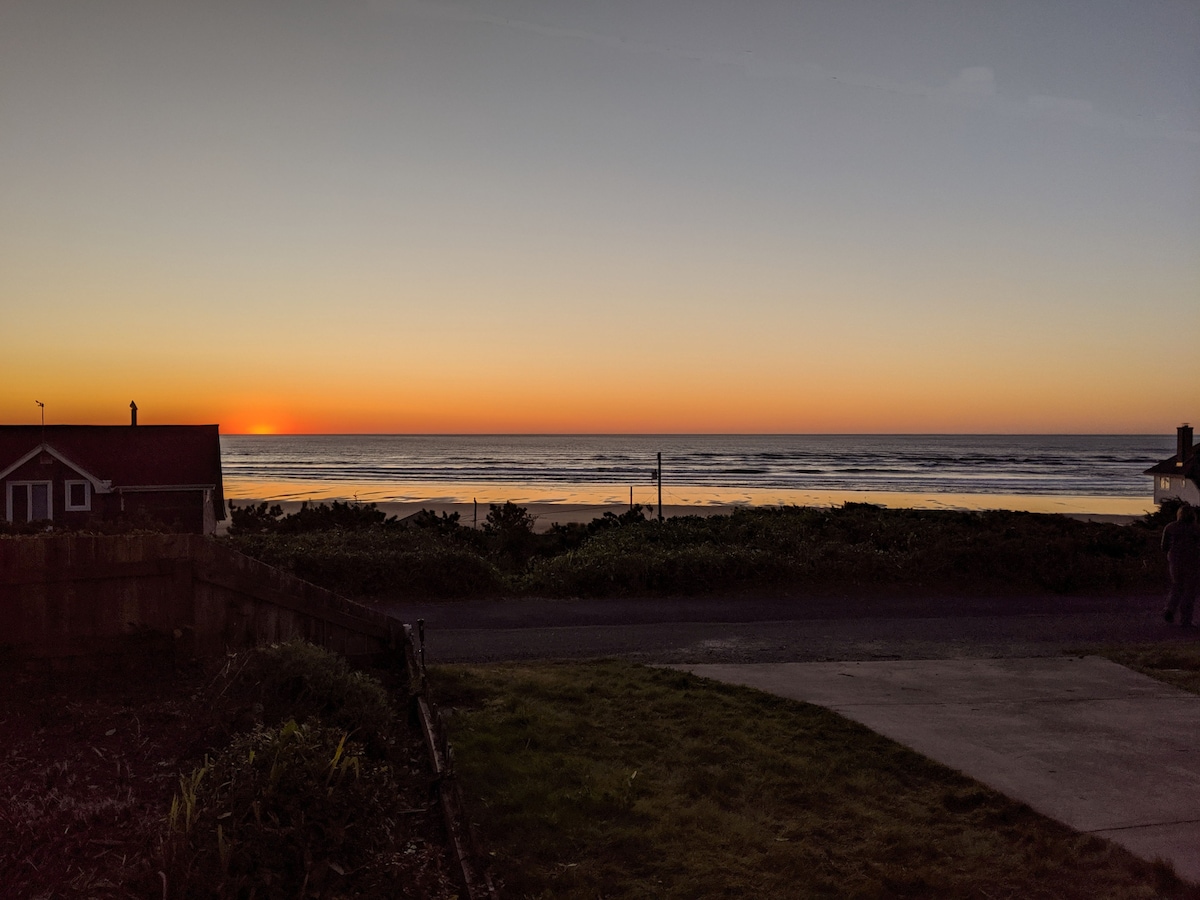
[656,451,663,522]
[649,453,663,521]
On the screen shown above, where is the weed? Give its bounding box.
[156,643,459,899]
[161,721,414,898]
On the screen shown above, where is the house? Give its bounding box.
[1145,424,1199,507]
[0,421,225,534]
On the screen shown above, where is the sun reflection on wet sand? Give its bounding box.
[223,478,1154,521]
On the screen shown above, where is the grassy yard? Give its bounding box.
[436,660,1197,900]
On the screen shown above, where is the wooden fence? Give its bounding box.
[0,534,404,670]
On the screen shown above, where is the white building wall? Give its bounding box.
[1153,475,1200,506]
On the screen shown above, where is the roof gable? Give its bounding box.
[1145,453,1200,484]
[0,442,112,490]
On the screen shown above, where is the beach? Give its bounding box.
[218,433,1165,533]
[221,483,1152,534]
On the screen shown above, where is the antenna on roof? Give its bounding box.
[35,400,45,443]
[130,401,138,427]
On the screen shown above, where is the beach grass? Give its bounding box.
[158,641,459,899]
[436,660,1196,899]
[225,502,1168,599]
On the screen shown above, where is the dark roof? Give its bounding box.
[0,425,225,517]
[1144,452,1200,483]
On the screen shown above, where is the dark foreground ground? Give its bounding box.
[0,662,460,899]
[3,587,1192,897]
[380,589,1195,664]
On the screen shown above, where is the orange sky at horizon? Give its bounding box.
[1,366,1187,435]
[2,2,1197,437]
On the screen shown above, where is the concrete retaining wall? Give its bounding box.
[0,534,403,669]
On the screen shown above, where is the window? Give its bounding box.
[1161,477,1172,491]
[6,481,52,522]
[65,480,91,511]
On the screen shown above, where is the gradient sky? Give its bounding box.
[2,0,1197,434]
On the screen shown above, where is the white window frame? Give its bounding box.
[6,481,54,522]
[64,479,91,512]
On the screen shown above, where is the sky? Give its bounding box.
[2,0,1197,434]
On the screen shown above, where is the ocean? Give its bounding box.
[219,434,1172,515]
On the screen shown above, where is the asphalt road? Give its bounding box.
[377,590,1192,665]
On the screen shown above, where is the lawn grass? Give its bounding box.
[436,660,1197,899]
[1089,643,1200,695]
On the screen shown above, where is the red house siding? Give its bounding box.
[0,425,224,534]
[2,454,100,526]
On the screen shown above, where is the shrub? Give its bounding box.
[407,508,464,535]
[159,643,461,898]
[209,641,396,752]
[227,530,504,597]
[226,504,1168,599]
[482,502,538,566]
[227,500,395,535]
[162,721,409,899]
[226,502,286,535]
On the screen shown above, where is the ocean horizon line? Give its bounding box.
[221,431,1165,438]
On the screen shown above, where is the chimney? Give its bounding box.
[130,401,138,426]
[1178,424,1193,464]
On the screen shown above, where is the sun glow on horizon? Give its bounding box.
[0,376,1189,435]
[1,2,1196,441]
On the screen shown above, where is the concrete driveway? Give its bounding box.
[678,656,1200,883]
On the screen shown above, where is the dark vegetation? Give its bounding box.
[0,643,460,899]
[437,660,1198,899]
[0,504,194,535]
[225,499,1171,599]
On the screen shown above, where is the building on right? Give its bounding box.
[1145,424,1199,506]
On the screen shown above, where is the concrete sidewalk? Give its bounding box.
[678,657,1200,883]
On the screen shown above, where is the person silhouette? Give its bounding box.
[1162,504,1200,627]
